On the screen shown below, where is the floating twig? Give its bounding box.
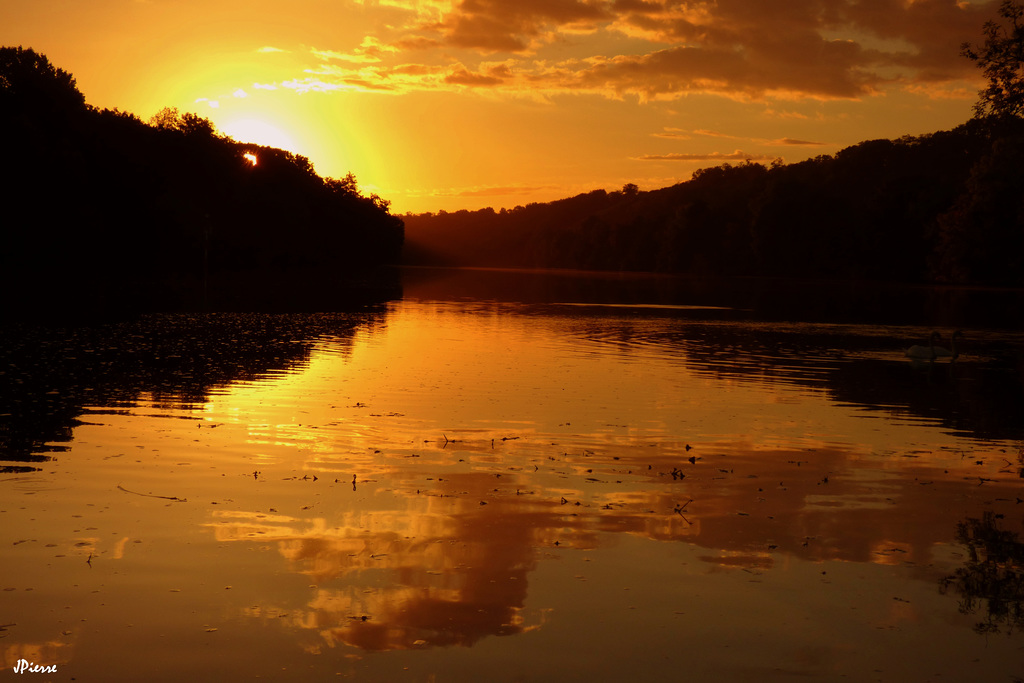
[673,499,694,524]
[116,484,186,502]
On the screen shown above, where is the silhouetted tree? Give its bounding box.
[962,0,1024,121]
[0,46,85,116]
[149,106,218,138]
[932,123,1024,285]
[150,106,183,129]
[940,512,1024,635]
[930,8,1024,286]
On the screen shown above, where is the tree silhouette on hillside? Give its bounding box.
[0,45,85,115]
[402,125,1001,284]
[0,47,403,319]
[962,0,1024,121]
[935,0,1024,285]
[940,512,1024,635]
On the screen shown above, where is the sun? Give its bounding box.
[221,118,298,152]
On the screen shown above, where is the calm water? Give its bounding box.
[2,269,1023,682]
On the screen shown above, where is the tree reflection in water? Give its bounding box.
[940,511,1024,635]
[4,291,1024,681]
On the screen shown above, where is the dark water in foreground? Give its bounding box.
[2,269,1023,682]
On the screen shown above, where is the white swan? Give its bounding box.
[905,330,962,361]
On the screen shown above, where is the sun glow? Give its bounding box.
[222,118,298,153]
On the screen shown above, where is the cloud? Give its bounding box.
[255,0,997,103]
[453,184,557,197]
[560,42,884,101]
[407,183,559,198]
[690,129,740,139]
[652,130,689,139]
[652,129,827,147]
[430,0,614,53]
[771,137,826,146]
[312,38,400,64]
[635,150,778,161]
[280,77,352,94]
[444,66,504,86]
[443,60,516,86]
[312,48,357,61]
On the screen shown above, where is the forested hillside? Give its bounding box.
[403,118,1024,287]
[1,46,404,318]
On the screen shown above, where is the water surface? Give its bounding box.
[2,270,1023,682]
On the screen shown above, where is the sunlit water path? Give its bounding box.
[2,271,1023,682]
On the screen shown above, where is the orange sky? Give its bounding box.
[1,0,996,214]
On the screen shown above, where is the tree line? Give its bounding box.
[403,2,1024,288]
[1,46,404,319]
[403,120,1022,286]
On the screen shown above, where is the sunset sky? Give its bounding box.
[2,0,999,214]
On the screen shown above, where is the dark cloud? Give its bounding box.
[636,150,778,161]
[773,137,826,146]
[445,65,505,86]
[378,0,996,100]
[562,42,877,100]
[275,0,995,102]
[653,130,827,146]
[441,0,615,53]
[390,64,440,76]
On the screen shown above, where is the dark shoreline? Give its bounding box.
[399,266,1024,330]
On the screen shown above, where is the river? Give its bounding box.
[2,268,1022,682]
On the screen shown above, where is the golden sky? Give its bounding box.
[1,0,996,213]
